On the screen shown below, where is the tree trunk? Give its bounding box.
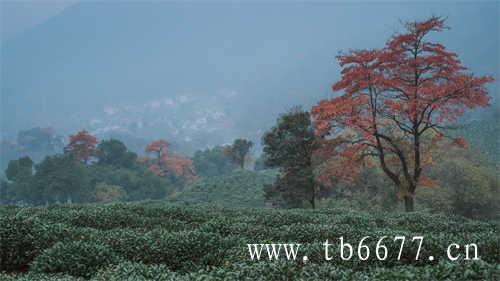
[404,195,414,212]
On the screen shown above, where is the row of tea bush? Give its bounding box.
[1,203,498,280]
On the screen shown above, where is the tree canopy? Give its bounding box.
[312,17,493,211]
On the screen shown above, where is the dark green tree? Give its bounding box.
[88,164,174,201]
[5,156,33,182]
[262,107,319,208]
[193,146,235,177]
[96,139,137,168]
[224,139,253,169]
[34,154,92,204]
[3,156,35,204]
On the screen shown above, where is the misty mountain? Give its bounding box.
[1,2,498,153]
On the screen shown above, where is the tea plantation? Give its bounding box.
[168,170,276,208]
[1,203,499,280]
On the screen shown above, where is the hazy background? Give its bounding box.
[1,1,498,155]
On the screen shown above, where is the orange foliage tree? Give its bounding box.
[64,130,97,164]
[143,139,197,186]
[312,17,493,211]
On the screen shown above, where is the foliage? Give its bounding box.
[311,17,494,211]
[262,107,319,208]
[318,165,399,212]
[16,128,65,160]
[5,156,34,181]
[96,139,137,169]
[0,214,47,272]
[2,157,35,204]
[456,108,500,167]
[417,150,500,219]
[33,154,93,204]
[94,182,127,203]
[1,135,180,205]
[92,262,173,280]
[253,154,268,171]
[143,139,197,186]
[192,146,236,177]
[0,203,498,280]
[0,127,65,173]
[0,212,92,272]
[224,139,253,169]
[30,241,121,277]
[1,260,499,281]
[169,170,277,208]
[88,164,175,201]
[64,130,98,164]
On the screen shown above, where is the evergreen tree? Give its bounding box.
[262,107,319,208]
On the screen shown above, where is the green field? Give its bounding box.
[1,203,498,280]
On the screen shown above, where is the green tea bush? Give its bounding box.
[30,241,121,277]
[0,214,86,271]
[179,260,499,281]
[92,262,175,281]
[169,170,276,207]
[1,203,498,280]
[136,230,240,271]
[0,273,82,281]
[0,214,48,271]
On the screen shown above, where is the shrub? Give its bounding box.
[0,214,46,271]
[30,241,121,277]
[136,230,240,271]
[169,170,276,207]
[0,273,81,281]
[0,214,79,271]
[92,262,174,281]
[94,182,126,203]
[1,203,498,280]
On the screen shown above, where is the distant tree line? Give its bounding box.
[0,129,258,205]
[1,131,190,204]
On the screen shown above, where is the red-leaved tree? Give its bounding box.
[144,139,197,186]
[312,17,493,211]
[64,130,98,164]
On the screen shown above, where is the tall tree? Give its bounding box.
[5,156,33,182]
[64,130,98,164]
[312,17,493,211]
[224,139,253,169]
[96,139,137,168]
[144,139,197,186]
[262,107,319,208]
[3,156,35,204]
[192,146,236,177]
[34,153,92,204]
[145,140,171,159]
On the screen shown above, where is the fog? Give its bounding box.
[1,1,498,155]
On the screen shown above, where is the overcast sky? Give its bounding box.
[1,1,498,145]
[1,1,76,42]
